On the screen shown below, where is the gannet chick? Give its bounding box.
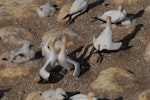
[63,0,89,24]
[2,43,35,63]
[69,92,97,100]
[37,0,56,18]
[93,5,127,23]
[39,36,57,81]
[93,16,122,51]
[58,34,80,77]
[42,88,67,100]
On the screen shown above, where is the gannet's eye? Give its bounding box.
[40,8,43,10]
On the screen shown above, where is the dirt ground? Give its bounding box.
[0,0,150,100]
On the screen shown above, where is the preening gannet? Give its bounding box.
[2,43,35,63]
[69,92,97,100]
[37,0,56,18]
[63,0,89,24]
[39,36,57,80]
[93,16,122,51]
[58,34,80,77]
[41,88,67,100]
[93,5,127,23]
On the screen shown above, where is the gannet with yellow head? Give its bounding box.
[58,33,80,77]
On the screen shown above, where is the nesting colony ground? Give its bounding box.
[0,0,150,100]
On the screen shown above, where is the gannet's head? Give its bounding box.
[39,69,50,81]
[61,33,67,49]
[118,4,123,11]
[49,36,56,48]
[87,92,96,100]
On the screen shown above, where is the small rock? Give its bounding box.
[138,89,150,100]
[40,28,80,52]
[91,67,137,99]
[0,26,33,45]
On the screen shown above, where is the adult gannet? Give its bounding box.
[58,34,80,77]
[93,16,122,51]
[41,88,67,100]
[39,36,57,81]
[37,0,56,18]
[69,92,98,100]
[93,5,127,23]
[2,43,35,63]
[63,0,89,24]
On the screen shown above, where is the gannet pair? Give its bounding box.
[39,34,80,81]
[2,43,35,63]
[63,0,89,24]
[37,0,56,18]
[93,16,122,51]
[69,92,97,100]
[41,88,67,100]
[93,5,127,23]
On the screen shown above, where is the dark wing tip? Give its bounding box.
[2,58,8,60]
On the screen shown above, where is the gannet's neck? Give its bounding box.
[87,92,96,100]
[49,37,55,50]
[106,17,111,28]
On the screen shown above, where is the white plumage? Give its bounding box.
[41,88,67,100]
[39,36,57,80]
[37,1,56,18]
[96,5,127,23]
[2,43,35,63]
[64,0,89,23]
[58,34,80,77]
[69,92,97,100]
[93,16,122,51]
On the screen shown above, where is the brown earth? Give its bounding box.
[0,0,150,100]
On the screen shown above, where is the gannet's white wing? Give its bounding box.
[69,94,87,100]
[107,42,122,50]
[66,57,80,77]
[70,0,88,14]
[98,10,122,23]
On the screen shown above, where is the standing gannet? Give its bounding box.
[37,0,56,18]
[93,5,127,23]
[41,88,68,100]
[2,43,35,63]
[58,34,80,77]
[39,36,57,81]
[69,92,97,100]
[93,16,122,51]
[63,0,89,24]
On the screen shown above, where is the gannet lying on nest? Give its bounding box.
[92,5,127,23]
[69,92,97,100]
[2,43,35,63]
[41,88,68,100]
[58,33,80,78]
[39,36,57,81]
[93,16,122,51]
[63,0,89,24]
[37,0,56,17]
